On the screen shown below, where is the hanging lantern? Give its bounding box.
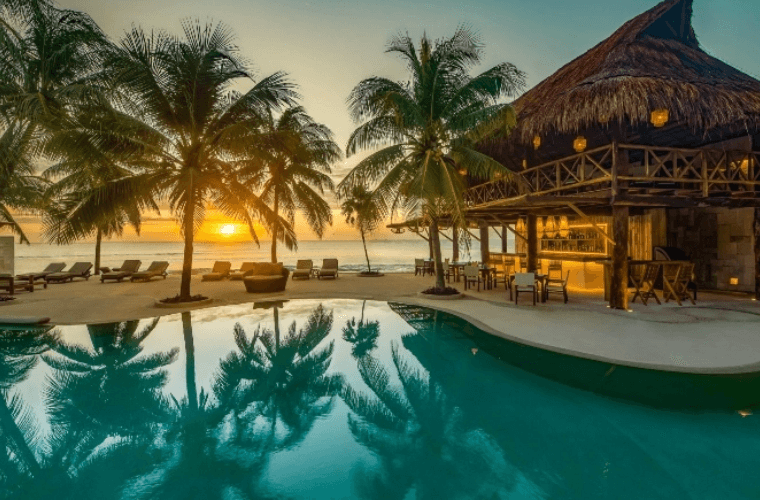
[516,217,525,234]
[650,108,669,128]
[532,135,541,150]
[544,216,556,238]
[494,171,502,179]
[536,217,545,238]
[559,216,570,238]
[573,136,587,153]
[458,167,467,176]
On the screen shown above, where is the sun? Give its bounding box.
[220,224,236,236]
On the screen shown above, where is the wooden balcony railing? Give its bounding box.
[465,143,760,207]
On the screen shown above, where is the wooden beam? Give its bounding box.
[480,221,490,263]
[465,229,481,242]
[501,225,508,253]
[527,214,538,273]
[504,223,527,243]
[610,205,630,310]
[567,203,616,246]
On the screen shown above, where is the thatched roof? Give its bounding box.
[510,0,760,146]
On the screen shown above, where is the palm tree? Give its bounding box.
[51,21,299,301]
[339,27,525,289]
[0,0,107,240]
[340,184,384,274]
[241,106,340,263]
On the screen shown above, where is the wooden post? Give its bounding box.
[610,205,630,309]
[479,221,489,263]
[452,224,459,262]
[428,233,434,260]
[501,225,508,253]
[527,214,538,272]
[755,208,760,301]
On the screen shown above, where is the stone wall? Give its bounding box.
[667,207,755,292]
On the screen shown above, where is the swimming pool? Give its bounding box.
[3,299,759,499]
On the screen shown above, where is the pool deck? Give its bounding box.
[1,272,759,374]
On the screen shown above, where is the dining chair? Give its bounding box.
[463,265,483,291]
[414,259,425,276]
[513,272,538,305]
[630,262,661,305]
[544,271,570,303]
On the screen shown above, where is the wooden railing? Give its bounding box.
[465,143,760,206]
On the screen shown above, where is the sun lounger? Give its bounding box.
[229,262,256,280]
[291,260,313,280]
[16,263,66,281]
[130,261,170,282]
[45,262,93,283]
[202,261,232,281]
[317,259,339,279]
[101,260,142,283]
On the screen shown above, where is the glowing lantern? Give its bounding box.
[559,216,570,238]
[458,167,467,176]
[650,108,669,128]
[544,216,556,238]
[494,171,502,179]
[532,135,541,150]
[573,136,587,153]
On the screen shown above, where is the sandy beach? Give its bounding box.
[2,272,759,375]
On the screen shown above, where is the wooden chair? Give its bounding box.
[663,262,695,306]
[544,271,570,303]
[662,262,685,305]
[492,256,510,292]
[546,261,563,281]
[414,259,425,276]
[437,261,453,283]
[630,262,661,305]
[513,272,538,305]
[463,265,484,291]
[423,260,434,276]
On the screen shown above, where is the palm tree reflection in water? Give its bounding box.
[341,326,517,499]
[342,300,380,359]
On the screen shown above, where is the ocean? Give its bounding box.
[12,237,509,275]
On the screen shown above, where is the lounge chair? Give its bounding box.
[16,263,66,281]
[202,261,232,281]
[45,262,93,283]
[229,262,256,281]
[291,260,313,280]
[317,259,339,279]
[130,261,170,282]
[101,260,142,283]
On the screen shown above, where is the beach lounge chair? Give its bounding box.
[101,260,142,283]
[16,263,66,281]
[130,261,170,282]
[317,259,339,279]
[291,260,313,280]
[45,262,93,283]
[202,261,232,281]
[229,262,256,281]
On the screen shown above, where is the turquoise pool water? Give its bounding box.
[2,299,759,499]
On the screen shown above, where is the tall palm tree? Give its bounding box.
[340,184,384,274]
[241,106,340,263]
[0,0,107,240]
[339,27,525,288]
[51,21,298,301]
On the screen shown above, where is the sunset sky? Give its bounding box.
[12,0,760,243]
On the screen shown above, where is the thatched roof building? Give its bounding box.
[484,0,760,164]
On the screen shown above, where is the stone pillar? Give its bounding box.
[479,221,489,263]
[610,205,630,309]
[527,214,538,272]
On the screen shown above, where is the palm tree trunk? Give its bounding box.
[452,223,459,262]
[0,395,42,476]
[361,228,371,273]
[94,227,102,275]
[181,312,198,413]
[273,307,280,350]
[430,219,445,289]
[180,188,195,300]
[271,191,278,264]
